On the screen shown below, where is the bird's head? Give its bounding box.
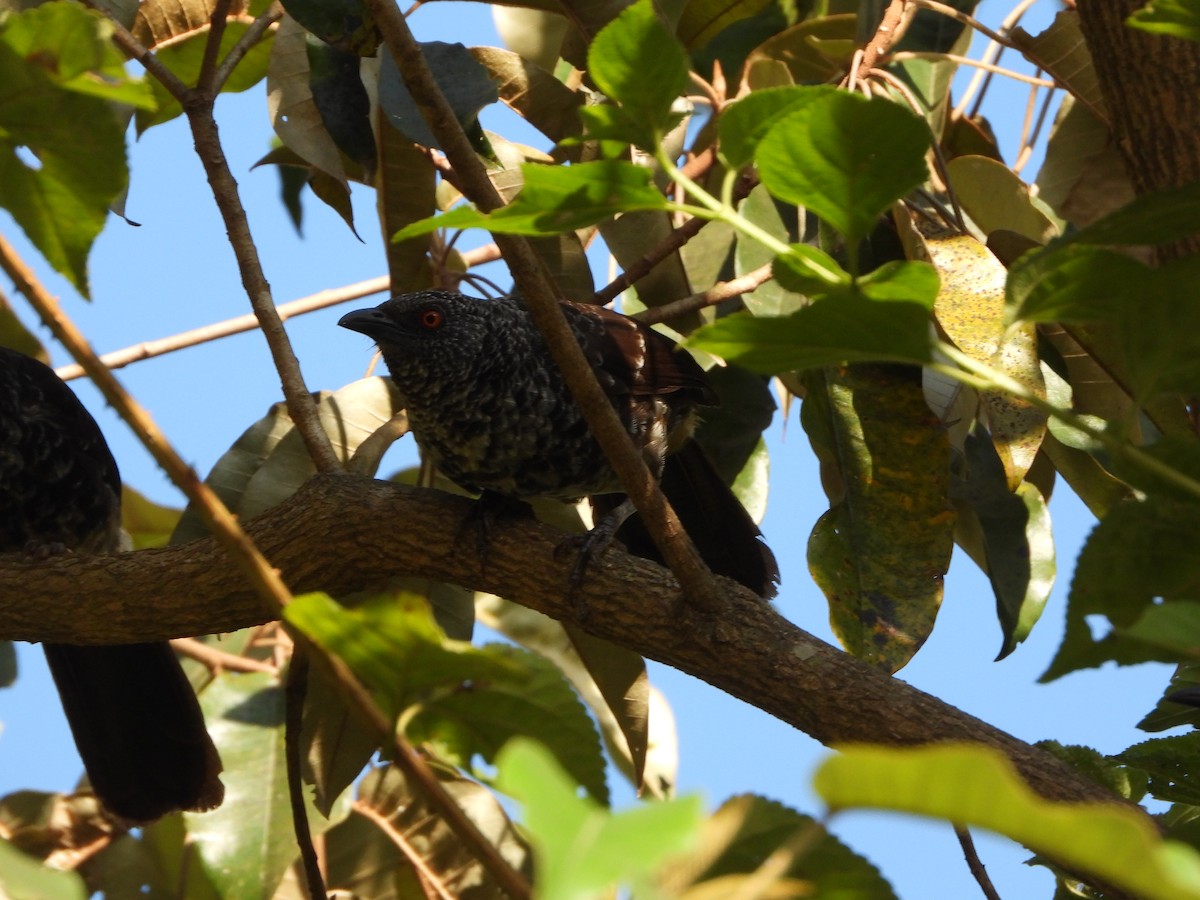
[338,291,499,386]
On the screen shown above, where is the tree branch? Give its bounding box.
[0,474,1143,815]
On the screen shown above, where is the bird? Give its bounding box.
[338,290,778,598]
[0,345,224,822]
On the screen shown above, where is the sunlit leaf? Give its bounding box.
[756,91,930,245]
[1129,0,1200,42]
[286,593,610,803]
[186,673,301,900]
[953,430,1055,659]
[814,744,1200,900]
[587,0,689,148]
[687,289,934,373]
[1044,492,1200,681]
[394,160,669,239]
[0,838,86,900]
[496,739,703,899]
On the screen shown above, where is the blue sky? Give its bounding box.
[0,1,1175,897]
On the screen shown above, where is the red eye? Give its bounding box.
[419,308,444,329]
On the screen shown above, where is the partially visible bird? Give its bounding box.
[338,290,777,597]
[0,346,224,822]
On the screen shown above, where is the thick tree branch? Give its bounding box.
[1,475,1139,814]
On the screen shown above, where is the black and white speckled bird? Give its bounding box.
[0,346,224,822]
[339,291,778,597]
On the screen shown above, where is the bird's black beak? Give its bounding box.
[338,307,395,342]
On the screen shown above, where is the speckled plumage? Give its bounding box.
[341,292,713,500]
[0,346,223,821]
[340,291,779,598]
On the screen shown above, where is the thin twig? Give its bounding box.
[197,0,235,91]
[286,649,327,900]
[867,70,966,231]
[908,0,1016,48]
[55,277,390,381]
[955,826,1003,900]
[594,173,755,306]
[79,0,191,102]
[363,0,727,614]
[636,263,774,325]
[888,52,1057,87]
[87,3,341,473]
[186,110,341,472]
[954,0,1040,119]
[858,0,911,74]
[0,233,296,627]
[212,3,283,94]
[1014,80,1058,175]
[171,637,278,674]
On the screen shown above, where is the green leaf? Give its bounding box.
[1,2,154,108]
[1119,602,1200,661]
[1069,177,1200,248]
[687,290,935,373]
[285,593,609,803]
[1140,664,1200,732]
[187,673,302,900]
[476,595,671,798]
[772,242,850,295]
[172,377,403,543]
[1009,11,1104,121]
[946,155,1057,243]
[587,0,689,148]
[677,0,775,51]
[0,4,133,295]
[857,259,940,303]
[1129,0,1200,43]
[803,365,954,672]
[814,743,1200,900]
[1044,494,1200,681]
[1009,244,1148,323]
[378,42,499,149]
[735,185,804,316]
[394,160,669,239]
[953,430,1056,660]
[1118,733,1200,807]
[756,91,929,245]
[743,14,858,88]
[496,738,703,900]
[0,838,87,900]
[718,84,837,171]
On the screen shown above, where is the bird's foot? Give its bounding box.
[457,491,533,572]
[23,540,69,561]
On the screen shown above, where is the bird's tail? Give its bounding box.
[43,642,224,821]
[600,442,780,599]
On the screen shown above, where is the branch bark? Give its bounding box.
[0,474,1139,814]
[1078,0,1200,259]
